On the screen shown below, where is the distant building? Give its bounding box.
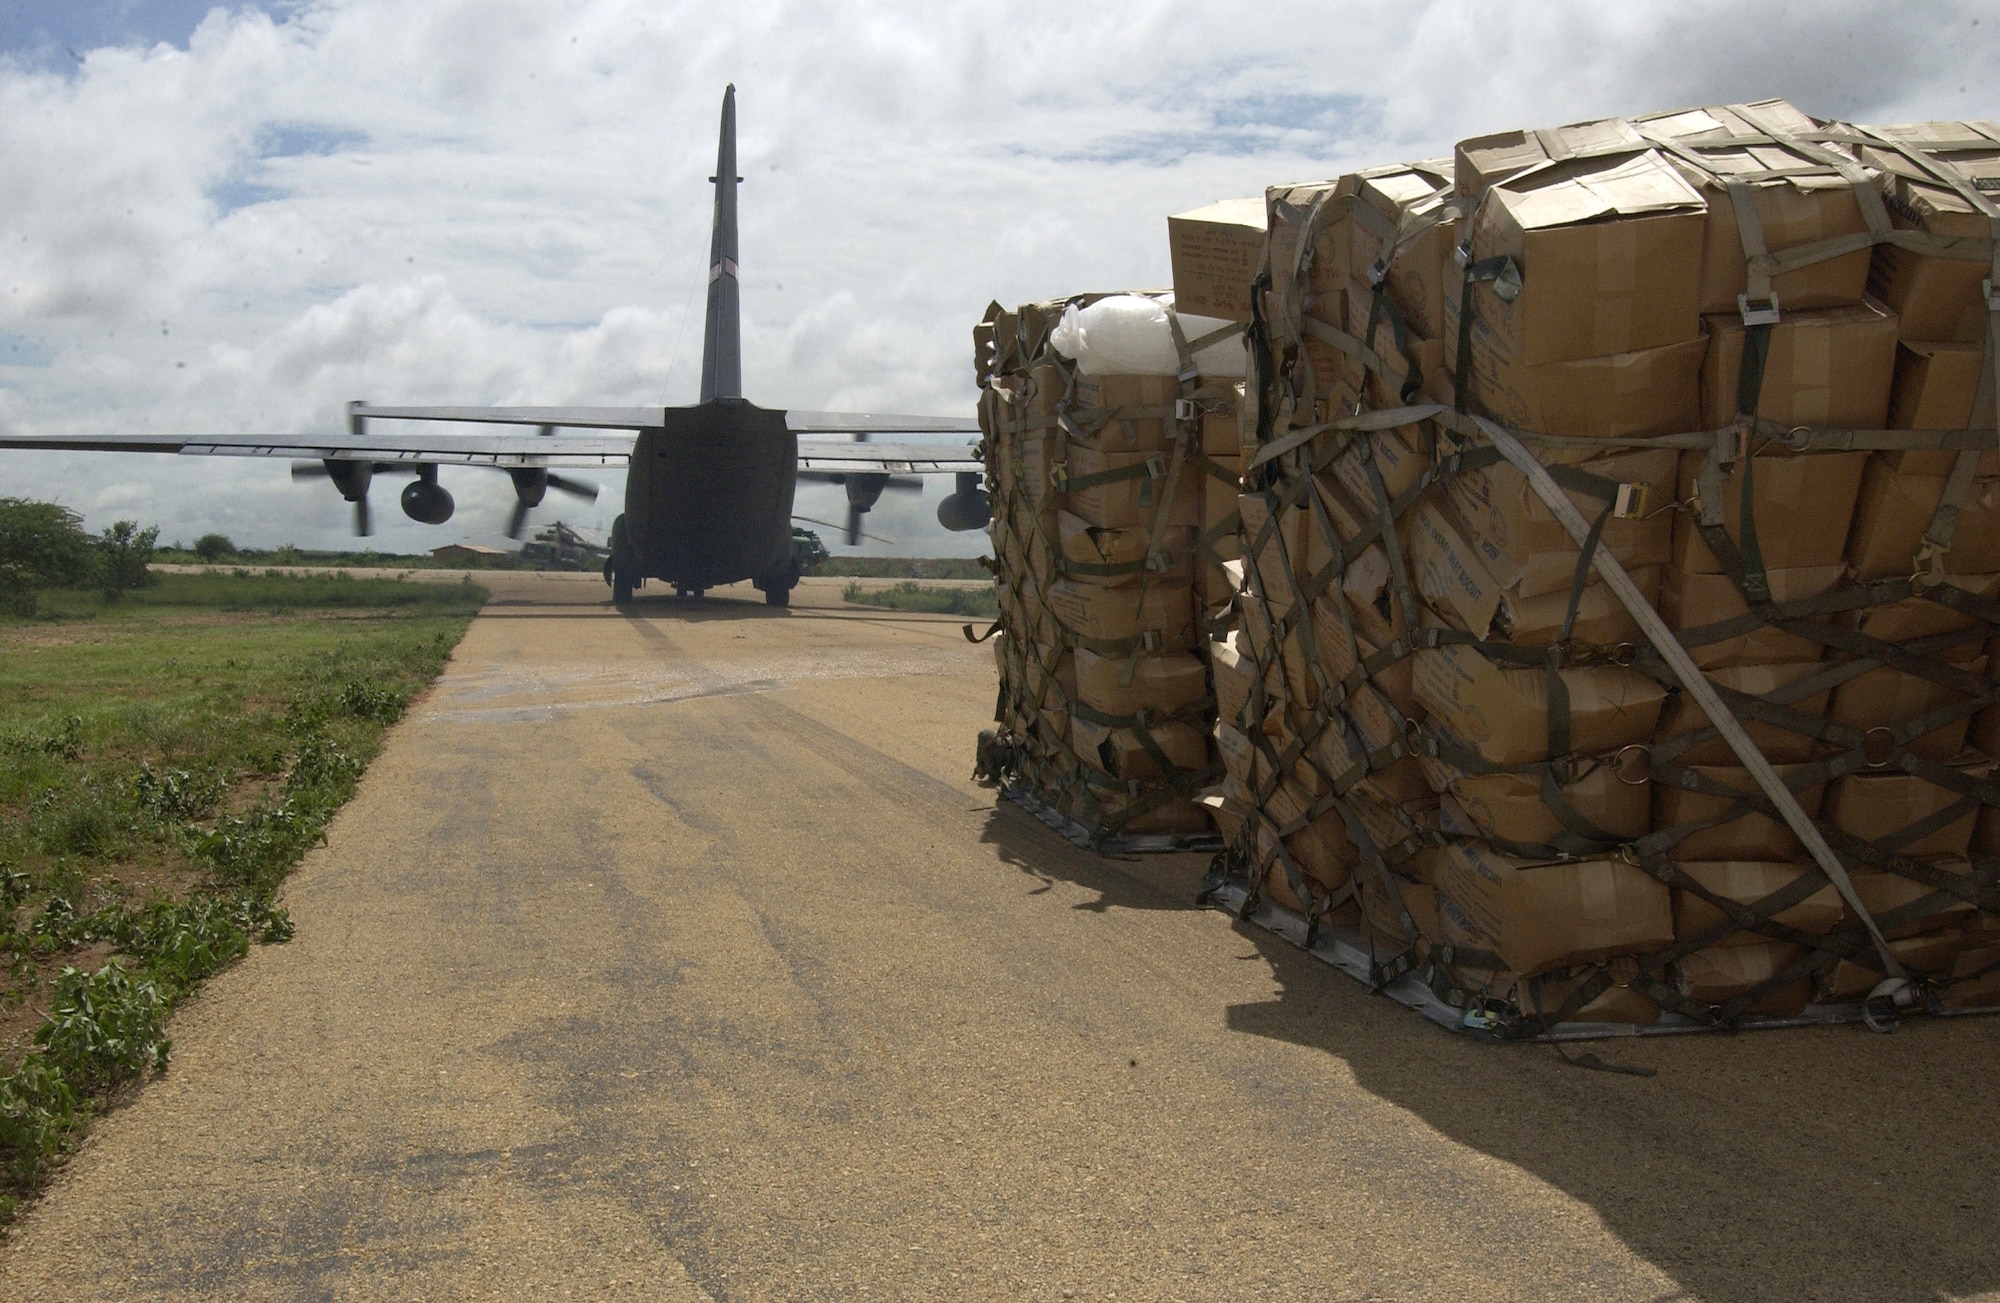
[431,543,509,564]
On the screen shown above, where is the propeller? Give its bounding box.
[839,472,923,545]
[505,462,600,540]
[791,514,898,546]
[293,459,378,536]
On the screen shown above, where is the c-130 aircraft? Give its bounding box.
[0,85,986,607]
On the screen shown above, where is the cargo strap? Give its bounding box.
[1470,414,1913,988]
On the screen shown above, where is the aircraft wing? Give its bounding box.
[0,428,636,468]
[350,402,978,437]
[0,413,980,473]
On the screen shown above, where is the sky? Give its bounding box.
[0,1,1994,557]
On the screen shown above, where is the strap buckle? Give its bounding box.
[1985,278,2000,312]
[1912,540,1949,588]
[1144,454,1167,479]
[1174,398,1198,421]
[1367,256,1391,288]
[1738,292,1782,326]
[1611,483,1652,518]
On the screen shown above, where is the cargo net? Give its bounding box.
[1208,108,2000,1035]
[972,294,1245,847]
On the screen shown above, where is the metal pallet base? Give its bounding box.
[1204,879,1999,1042]
[1002,785,1222,856]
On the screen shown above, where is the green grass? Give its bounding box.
[815,556,988,580]
[841,580,998,618]
[0,569,486,1225]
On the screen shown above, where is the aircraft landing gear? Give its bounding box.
[674,585,706,600]
[612,568,634,604]
[754,566,800,608]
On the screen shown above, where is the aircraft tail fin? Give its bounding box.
[698,84,743,404]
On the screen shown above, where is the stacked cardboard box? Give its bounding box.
[976,290,1247,843]
[1206,102,2000,1031]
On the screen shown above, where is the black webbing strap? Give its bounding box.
[1451,251,1522,414]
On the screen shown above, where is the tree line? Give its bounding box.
[0,498,161,616]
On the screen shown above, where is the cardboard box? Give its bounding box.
[1201,384,1244,457]
[1432,837,1673,976]
[1822,768,1984,857]
[1197,454,1242,605]
[1672,449,1867,573]
[1672,860,1843,943]
[1359,871,1438,953]
[1444,302,1707,438]
[1265,774,1360,889]
[1846,456,2000,579]
[1410,499,1659,646]
[1069,375,1180,453]
[1943,943,2000,1009]
[1074,646,1208,718]
[1819,932,1963,1002]
[1057,510,1194,587]
[1848,862,1976,939]
[1845,573,1997,661]
[1327,425,1432,508]
[1654,765,1827,861]
[1447,444,1678,598]
[1827,655,1987,761]
[1265,178,1358,346]
[1660,565,1844,668]
[1467,150,1707,366]
[1344,276,1450,410]
[1215,722,1267,794]
[1339,681,1432,805]
[1653,661,1834,764]
[1700,299,1899,429]
[1412,642,1666,765]
[1045,577,1197,651]
[1027,639,1074,745]
[1349,160,1456,339]
[1635,101,1872,314]
[1236,491,1306,610]
[1676,941,1812,1016]
[1516,960,1662,1024]
[1096,791,1212,837]
[1060,444,1203,531]
[1209,631,1265,734]
[1887,342,1995,470]
[1453,116,1647,197]
[1168,198,1268,324]
[1858,123,2000,342]
[1072,715,1208,782]
[1423,749,1649,849]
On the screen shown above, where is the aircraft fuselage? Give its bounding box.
[614,399,797,595]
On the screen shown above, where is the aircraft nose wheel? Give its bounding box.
[675,585,706,600]
[611,568,634,604]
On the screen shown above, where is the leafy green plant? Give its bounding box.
[0,1057,76,1187]
[286,735,363,793]
[133,763,227,822]
[96,521,159,601]
[191,534,236,562]
[841,580,999,617]
[35,964,170,1091]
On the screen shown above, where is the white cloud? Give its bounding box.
[1,0,1995,556]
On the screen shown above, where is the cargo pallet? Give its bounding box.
[1201,877,2000,1041]
[1003,784,1222,855]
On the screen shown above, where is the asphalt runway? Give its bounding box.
[4,574,1996,1302]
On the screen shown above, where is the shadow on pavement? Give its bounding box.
[975,801,1209,914]
[1221,917,2000,1303]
